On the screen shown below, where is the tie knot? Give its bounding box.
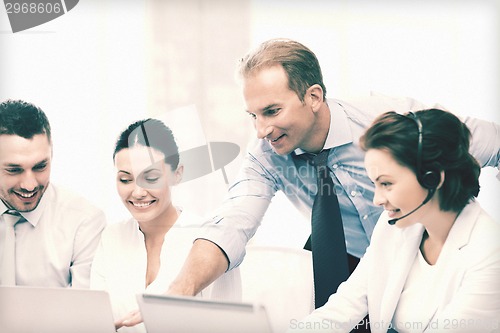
[312,149,330,168]
[3,210,25,226]
[4,210,21,216]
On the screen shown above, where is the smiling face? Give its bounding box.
[365,148,432,227]
[114,145,180,224]
[243,65,322,155]
[0,134,51,212]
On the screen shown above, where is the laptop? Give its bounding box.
[0,286,116,333]
[137,294,274,333]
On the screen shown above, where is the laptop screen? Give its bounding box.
[0,286,116,333]
[137,294,273,333]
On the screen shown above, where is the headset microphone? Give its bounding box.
[388,188,435,225]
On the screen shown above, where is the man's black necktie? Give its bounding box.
[308,149,349,308]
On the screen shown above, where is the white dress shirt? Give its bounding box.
[0,183,106,288]
[90,209,242,333]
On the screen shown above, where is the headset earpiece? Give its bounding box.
[419,170,440,190]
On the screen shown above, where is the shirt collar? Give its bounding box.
[294,99,353,156]
[0,200,9,214]
[0,184,53,227]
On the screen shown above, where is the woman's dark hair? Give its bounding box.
[359,108,480,212]
[113,119,179,170]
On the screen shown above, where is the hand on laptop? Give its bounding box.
[114,309,142,330]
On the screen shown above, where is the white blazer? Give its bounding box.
[290,201,500,333]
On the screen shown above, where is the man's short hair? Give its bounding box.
[239,38,327,102]
[0,99,52,141]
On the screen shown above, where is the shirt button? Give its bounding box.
[332,164,338,169]
[363,215,368,220]
[350,191,357,197]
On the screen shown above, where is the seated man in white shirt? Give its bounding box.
[0,99,106,288]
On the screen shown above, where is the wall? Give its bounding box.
[1,0,498,247]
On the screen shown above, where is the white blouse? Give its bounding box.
[90,210,241,333]
[392,250,439,332]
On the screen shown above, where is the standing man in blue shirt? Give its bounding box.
[119,38,500,331]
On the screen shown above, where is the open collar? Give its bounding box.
[294,100,353,156]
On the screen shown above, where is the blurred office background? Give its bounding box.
[1,0,498,248]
